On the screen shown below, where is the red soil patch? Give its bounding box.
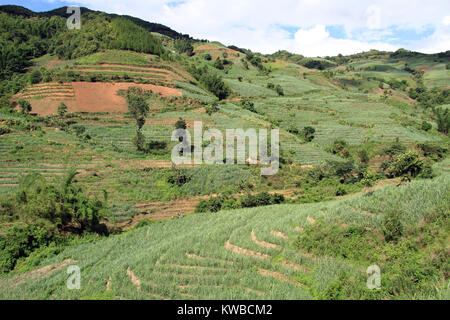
[194,45,240,55]
[225,240,271,259]
[258,269,308,287]
[251,230,282,250]
[16,82,182,116]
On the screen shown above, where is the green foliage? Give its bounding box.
[126,86,150,152]
[174,117,187,129]
[389,151,424,178]
[200,72,230,100]
[301,126,315,142]
[57,102,68,117]
[205,103,219,115]
[417,143,448,161]
[29,69,42,84]
[195,192,285,213]
[110,18,165,56]
[0,171,106,273]
[327,139,349,158]
[18,99,31,114]
[275,84,284,96]
[174,38,193,54]
[434,107,449,134]
[0,124,10,135]
[382,210,404,242]
[421,120,432,131]
[213,58,224,70]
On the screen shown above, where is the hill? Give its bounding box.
[0,5,190,39]
[0,175,448,299]
[0,5,449,300]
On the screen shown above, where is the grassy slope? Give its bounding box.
[1,175,448,299]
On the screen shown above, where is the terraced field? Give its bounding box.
[1,176,447,299]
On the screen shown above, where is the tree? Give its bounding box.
[301,126,315,142]
[29,69,42,84]
[57,102,68,117]
[213,58,224,70]
[175,118,187,130]
[421,120,432,131]
[275,85,284,96]
[174,38,193,55]
[18,99,31,114]
[389,151,424,179]
[434,107,449,135]
[126,87,149,151]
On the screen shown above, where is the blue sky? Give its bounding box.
[1,0,449,56]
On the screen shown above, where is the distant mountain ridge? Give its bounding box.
[0,4,191,40]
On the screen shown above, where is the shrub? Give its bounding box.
[175,118,187,130]
[389,151,424,178]
[357,149,370,163]
[0,170,106,273]
[57,103,68,117]
[382,210,404,242]
[421,120,432,131]
[205,103,219,116]
[200,72,230,100]
[29,69,43,84]
[301,126,315,142]
[0,124,10,135]
[417,143,448,161]
[18,99,31,114]
[275,84,284,96]
[174,38,193,54]
[213,58,224,70]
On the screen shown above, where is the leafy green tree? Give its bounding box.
[213,58,224,70]
[29,69,42,84]
[301,126,315,142]
[18,99,31,114]
[57,102,68,117]
[175,118,187,130]
[421,120,432,131]
[434,107,449,135]
[126,87,149,151]
[389,151,424,178]
[275,84,284,96]
[174,38,193,54]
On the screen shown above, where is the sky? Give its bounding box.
[1,0,450,57]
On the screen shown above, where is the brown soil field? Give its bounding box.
[194,45,240,55]
[15,82,182,115]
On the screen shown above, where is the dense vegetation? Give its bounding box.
[0,171,107,274]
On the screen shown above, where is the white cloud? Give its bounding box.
[290,25,396,56]
[53,0,450,56]
[443,16,450,26]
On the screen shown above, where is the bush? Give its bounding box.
[275,84,284,96]
[18,99,31,114]
[175,118,187,129]
[205,103,219,116]
[389,151,424,178]
[57,103,68,117]
[301,126,316,142]
[382,210,404,242]
[0,170,106,273]
[417,143,448,161]
[0,124,10,135]
[174,38,193,54]
[421,120,432,131]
